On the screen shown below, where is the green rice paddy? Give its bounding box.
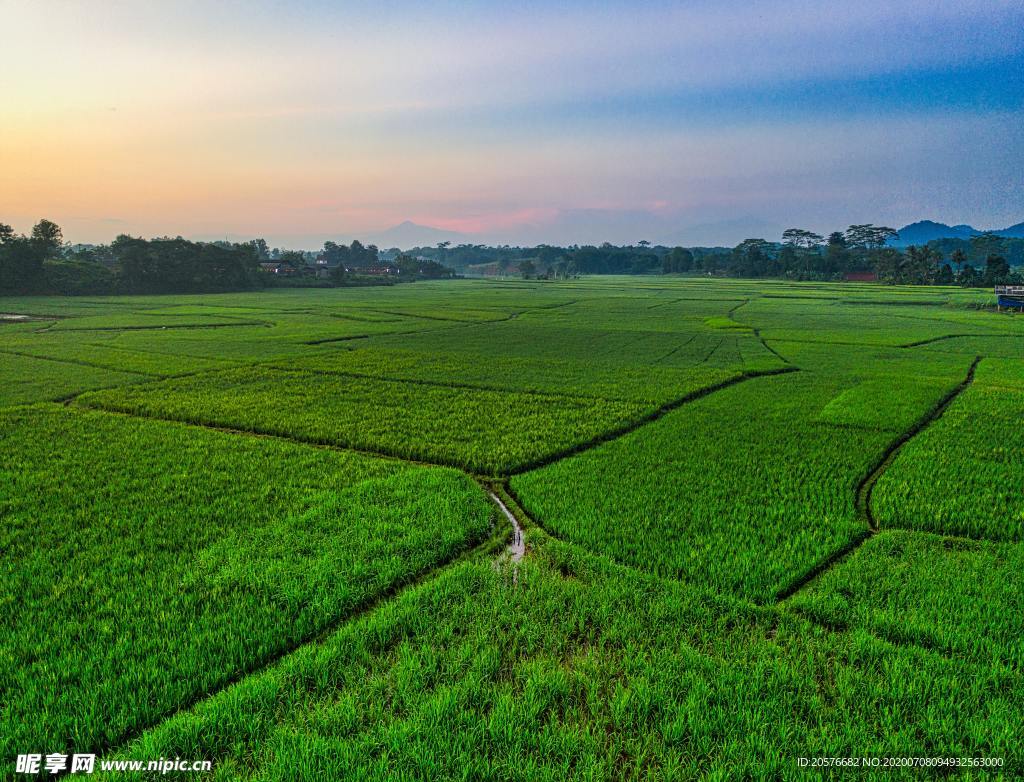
[1,277,1021,779]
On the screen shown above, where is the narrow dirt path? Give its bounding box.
[490,491,525,563]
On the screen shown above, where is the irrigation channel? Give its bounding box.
[489,492,526,563]
[489,491,526,585]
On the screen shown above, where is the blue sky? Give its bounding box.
[1,0,1022,246]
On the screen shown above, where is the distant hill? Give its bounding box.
[995,222,1024,239]
[367,221,466,250]
[890,220,1024,246]
[889,221,979,247]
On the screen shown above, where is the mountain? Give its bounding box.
[889,221,979,247]
[367,221,466,250]
[994,222,1024,239]
[890,220,1024,246]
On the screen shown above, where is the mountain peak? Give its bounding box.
[890,220,979,246]
[367,221,467,250]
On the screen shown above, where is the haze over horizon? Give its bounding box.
[2,0,1022,248]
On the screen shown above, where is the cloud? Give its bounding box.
[1,1,1021,245]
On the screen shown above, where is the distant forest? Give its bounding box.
[417,225,1023,287]
[1,219,1021,296]
[0,222,453,296]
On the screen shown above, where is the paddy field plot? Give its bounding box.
[788,530,1024,671]
[76,366,652,475]
[0,405,491,762]
[871,357,1024,541]
[0,350,148,405]
[107,534,1023,781]
[1,277,1023,778]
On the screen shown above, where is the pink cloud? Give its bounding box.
[414,207,559,235]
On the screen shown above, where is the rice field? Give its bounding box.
[1,277,1022,778]
[0,405,492,763]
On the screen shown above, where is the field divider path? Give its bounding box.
[507,366,799,477]
[722,296,792,365]
[70,368,797,479]
[485,486,527,585]
[900,333,1018,348]
[45,320,271,333]
[302,307,527,345]
[64,400,498,478]
[652,332,699,365]
[0,347,155,377]
[856,355,981,532]
[787,604,984,665]
[774,355,982,602]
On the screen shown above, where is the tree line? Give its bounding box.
[0,221,455,295]
[708,225,1020,286]
[2,218,1020,295]
[414,228,1021,286]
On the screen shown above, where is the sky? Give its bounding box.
[1,0,1023,248]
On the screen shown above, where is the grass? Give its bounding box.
[871,358,1024,541]
[508,335,977,602]
[76,366,652,475]
[0,405,492,762]
[275,346,742,405]
[788,530,1024,671]
[510,371,891,601]
[0,350,147,406]
[104,534,1023,780]
[1,277,1023,778]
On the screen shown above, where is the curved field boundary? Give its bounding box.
[506,366,799,477]
[68,401,494,479]
[303,308,524,345]
[774,356,981,601]
[720,297,792,365]
[856,356,980,530]
[753,328,790,364]
[900,333,1021,348]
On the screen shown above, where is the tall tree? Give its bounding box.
[903,245,942,285]
[436,240,450,265]
[782,228,824,277]
[781,228,824,250]
[30,219,63,256]
[732,239,773,277]
[950,248,966,272]
[871,248,905,284]
[983,254,1011,286]
[824,231,849,273]
[845,224,898,250]
[959,264,981,287]
[663,246,693,274]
